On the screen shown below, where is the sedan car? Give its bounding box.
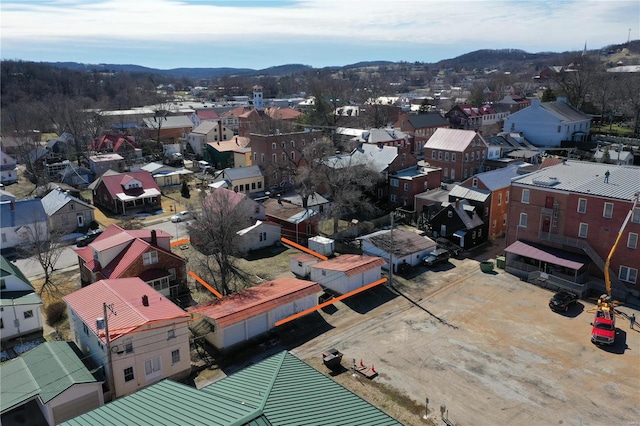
[548,290,578,312]
[170,210,193,223]
[423,248,450,267]
[75,229,103,247]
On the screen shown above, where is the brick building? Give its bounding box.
[423,128,489,182]
[394,112,450,155]
[389,164,442,210]
[505,160,640,297]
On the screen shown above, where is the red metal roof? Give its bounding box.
[309,254,386,277]
[290,253,318,263]
[190,277,321,328]
[98,170,160,199]
[196,109,219,120]
[504,241,586,270]
[63,278,189,342]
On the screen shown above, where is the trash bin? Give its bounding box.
[480,261,494,273]
[496,256,506,269]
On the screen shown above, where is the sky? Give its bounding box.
[1,0,639,70]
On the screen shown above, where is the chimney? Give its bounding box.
[455,199,460,209]
[142,295,149,306]
[218,122,223,142]
[235,137,239,145]
[151,229,157,246]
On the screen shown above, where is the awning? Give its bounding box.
[505,241,586,270]
[454,230,467,238]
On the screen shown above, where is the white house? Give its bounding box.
[0,256,44,343]
[210,165,265,195]
[0,341,104,426]
[0,150,18,184]
[187,121,234,157]
[358,228,437,272]
[593,147,634,165]
[308,254,386,295]
[139,162,193,188]
[502,98,591,147]
[236,220,281,253]
[289,253,319,278]
[0,199,49,250]
[191,277,322,351]
[63,278,191,400]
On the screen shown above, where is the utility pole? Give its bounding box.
[104,302,117,401]
[389,212,394,286]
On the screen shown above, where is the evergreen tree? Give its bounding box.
[181,180,190,198]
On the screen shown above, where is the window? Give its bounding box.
[465,153,469,162]
[577,198,587,213]
[619,266,638,284]
[521,189,530,204]
[403,183,409,191]
[506,191,510,203]
[628,233,638,249]
[431,151,436,160]
[557,126,561,133]
[24,310,33,319]
[291,151,295,160]
[472,178,478,188]
[578,223,588,238]
[438,151,442,160]
[124,367,134,382]
[447,210,453,218]
[167,329,175,340]
[261,154,265,163]
[390,194,397,202]
[603,202,613,218]
[1,233,6,243]
[633,208,640,223]
[445,152,449,161]
[443,167,448,177]
[272,153,277,163]
[83,323,89,335]
[0,279,5,290]
[171,349,180,365]
[390,178,399,187]
[282,152,286,161]
[498,193,502,205]
[478,228,482,237]
[321,270,326,276]
[145,357,161,378]
[125,341,133,353]
[519,213,527,227]
[451,153,456,162]
[471,152,474,161]
[143,251,158,266]
[271,143,276,150]
[253,152,257,162]
[463,169,468,179]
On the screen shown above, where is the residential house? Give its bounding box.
[0,256,44,344]
[248,130,323,187]
[0,199,49,250]
[204,136,250,169]
[359,228,437,272]
[263,198,319,244]
[142,115,193,144]
[40,187,96,234]
[190,277,322,351]
[0,341,104,426]
[209,165,264,195]
[447,185,491,238]
[458,165,530,240]
[89,170,161,215]
[91,135,140,160]
[45,132,75,156]
[0,150,18,184]
[593,146,634,165]
[236,220,282,253]
[74,224,187,300]
[429,199,485,249]
[505,160,640,297]
[233,147,252,167]
[389,164,442,210]
[189,108,219,128]
[186,121,234,158]
[88,153,126,177]
[309,254,386,295]
[503,98,591,147]
[63,278,191,400]
[423,128,489,182]
[394,112,451,154]
[139,162,193,188]
[220,106,250,134]
[59,163,93,188]
[58,351,401,426]
[280,192,331,214]
[495,94,531,113]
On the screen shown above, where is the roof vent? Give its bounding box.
[142,295,149,306]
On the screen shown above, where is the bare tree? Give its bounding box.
[553,56,599,109]
[187,189,255,295]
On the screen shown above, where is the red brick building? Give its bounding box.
[388,164,442,210]
[505,160,640,297]
[423,128,488,182]
[394,112,450,154]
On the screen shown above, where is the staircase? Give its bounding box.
[538,231,625,291]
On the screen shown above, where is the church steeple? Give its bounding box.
[253,85,264,111]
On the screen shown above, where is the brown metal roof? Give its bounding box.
[309,254,386,277]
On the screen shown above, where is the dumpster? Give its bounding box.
[480,261,494,273]
[496,256,506,269]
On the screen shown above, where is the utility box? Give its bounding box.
[496,256,506,269]
[308,236,335,257]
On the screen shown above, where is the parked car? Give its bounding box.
[436,237,463,257]
[171,210,193,223]
[76,229,103,247]
[548,290,578,312]
[423,248,450,267]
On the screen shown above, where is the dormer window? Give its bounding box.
[143,251,159,266]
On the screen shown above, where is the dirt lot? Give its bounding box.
[277,258,640,426]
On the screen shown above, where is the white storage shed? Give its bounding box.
[309,254,386,295]
[308,236,335,257]
[289,253,319,278]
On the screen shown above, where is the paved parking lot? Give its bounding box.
[289,258,640,426]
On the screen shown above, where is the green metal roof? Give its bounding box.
[0,255,32,286]
[60,351,401,426]
[0,291,43,306]
[0,342,99,411]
